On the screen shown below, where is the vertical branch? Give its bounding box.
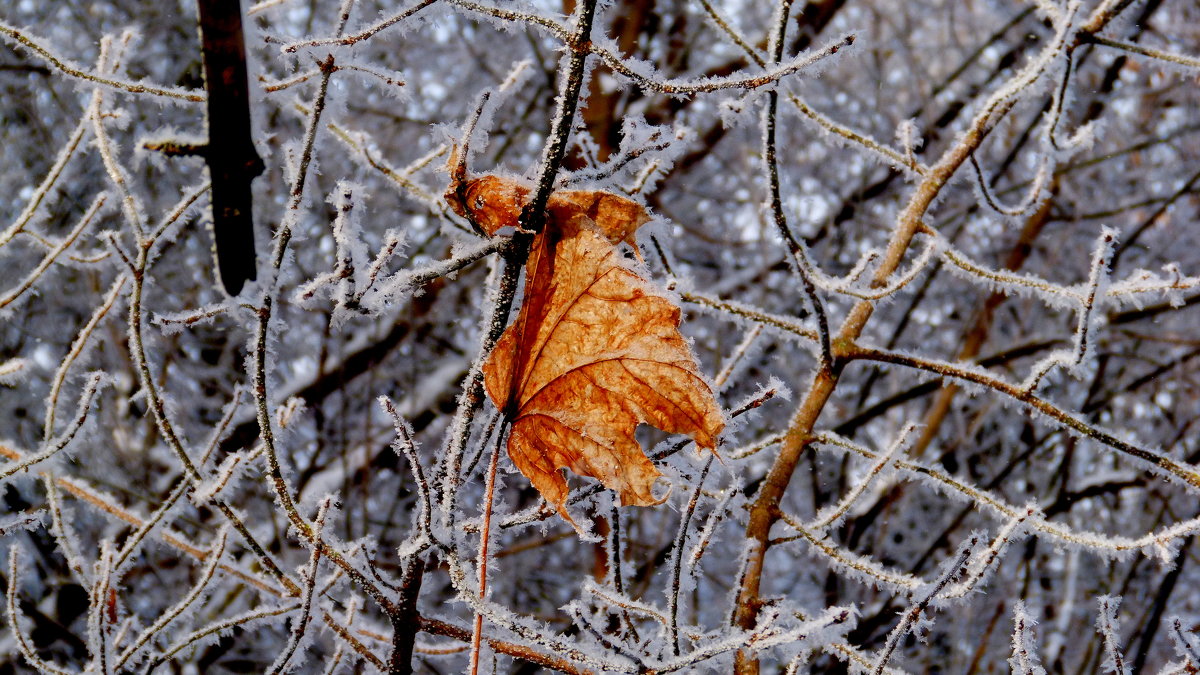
[268,499,331,674]
[387,555,425,675]
[468,423,506,674]
[126,187,298,596]
[197,0,265,294]
[1010,602,1048,675]
[43,477,89,585]
[761,0,832,370]
[1022,227,1115,392]
[89,33,146,242]
[7,547,75,675]
[1130,535,1193,675]
[1096,596,1129,675]
[380,395,430,673]
[519,0,600,233]
[666,456,713,657]
[606,502,640,642]
[437,0,599,533]
[251,0,354,556]
[86,541,115,675]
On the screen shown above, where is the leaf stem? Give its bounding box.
[469,422,507,673]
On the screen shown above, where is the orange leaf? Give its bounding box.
[446,173,650,246]
[452,175,724,524]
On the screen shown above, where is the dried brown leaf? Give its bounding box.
[447,173,649,246]
[451,175,724,523]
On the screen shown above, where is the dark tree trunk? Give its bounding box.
[197,0,263,295]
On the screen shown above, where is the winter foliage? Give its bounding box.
[2,0,1200,672]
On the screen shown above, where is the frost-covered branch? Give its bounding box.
[0,21,204,101]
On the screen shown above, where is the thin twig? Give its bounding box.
[0,21,204,101]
